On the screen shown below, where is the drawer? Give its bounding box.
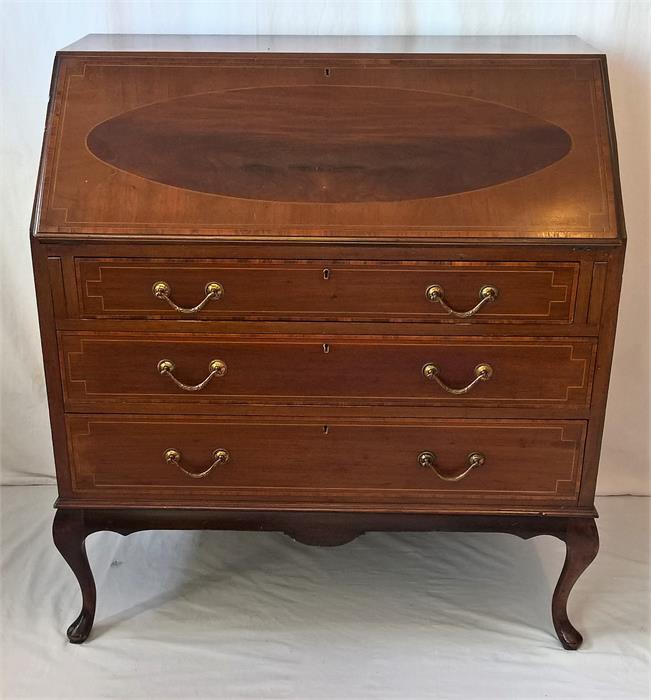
[66,415,586,508]
[60,333,596,409]
[75,258,580,323]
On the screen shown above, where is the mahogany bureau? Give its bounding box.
[31,35,625,648]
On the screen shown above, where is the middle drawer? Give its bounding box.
[60,333,596,410]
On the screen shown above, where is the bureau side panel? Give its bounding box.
[31,238,72,497]
[579,245,626,506]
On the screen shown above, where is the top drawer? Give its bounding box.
[75,259,580,323]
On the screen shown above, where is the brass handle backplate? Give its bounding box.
[164,448,230,479]
[157,358,227,391]
[426,284,498,318]
[418,451,485,482]
[152,280,223,314]
[423,362,493,395]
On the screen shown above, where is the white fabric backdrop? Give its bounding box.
[1,0,649,493]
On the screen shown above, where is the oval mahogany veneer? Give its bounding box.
[86,85,572,203]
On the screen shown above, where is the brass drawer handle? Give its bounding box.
[418,451,485,482]
[423,362,493,395]
[157,358,227,391]
[152,280,223,314]
[426,284,498,318]
[164,448,230,479]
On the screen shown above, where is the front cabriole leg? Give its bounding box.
[52,509,96,643]
[552,518,599,650]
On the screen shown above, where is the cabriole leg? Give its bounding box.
[551,518,599,650]
[52,509,96,643]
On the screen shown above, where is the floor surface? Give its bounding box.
[1,486,649,699]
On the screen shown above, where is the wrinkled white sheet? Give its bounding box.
[1,487,649,699]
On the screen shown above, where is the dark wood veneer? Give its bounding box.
[86,85,572,203]
[35,49,616,239]
[76,258,580,323]
[32,36,625,649]
[60,333,595,409]
[65,415,586,507]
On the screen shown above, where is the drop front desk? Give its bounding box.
[31,35,625,647]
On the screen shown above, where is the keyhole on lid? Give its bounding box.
[323,425,329,435]
[323,343,330,354]
[324,68,331,77]
[323,268,330,280]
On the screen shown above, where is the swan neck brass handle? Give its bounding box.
[423,362,493,395]
[157,358,227,392]
[152,281,223,314]
[164,448,230,479]
[418,451,485,482]
[426,284,498,318]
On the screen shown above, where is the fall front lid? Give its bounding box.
[34,46,621,240]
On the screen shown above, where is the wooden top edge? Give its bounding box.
[32,232,625,246]
[59,34,603,56]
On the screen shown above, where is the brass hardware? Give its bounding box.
[418,451,437,468]
[425,283,498,317]
[157,359,175,374]
[418,450,485,482]
[157,358,227,391]
[152,280,223,313]
[422,362,493,395]
[152,281,171,296]
[323,343,330,354]
[323,268,330,280]
[164,447,230,479]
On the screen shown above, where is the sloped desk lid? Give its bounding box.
[33,36,623,241]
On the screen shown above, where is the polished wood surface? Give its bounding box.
[87,85,572,203]
[34,52,620,240]
[60,332,595,409]
[65,415,585,508]
[32,37,625,647]
[76,258,580,323]
[552,518,600,649]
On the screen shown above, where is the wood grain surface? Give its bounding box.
[34,52,620,240]
[76,258,580,323]
[65,414,586,509]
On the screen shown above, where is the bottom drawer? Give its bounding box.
[66,416,586,510]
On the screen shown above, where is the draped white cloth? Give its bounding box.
[1,487,649,699]
[1,5,649,695]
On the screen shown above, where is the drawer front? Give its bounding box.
[76,259,580,323]
[66,415,586,507]
[60,333,595,409]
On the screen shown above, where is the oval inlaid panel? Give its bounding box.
[86,86,572,203]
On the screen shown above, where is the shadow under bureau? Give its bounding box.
[31,35,625,648]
